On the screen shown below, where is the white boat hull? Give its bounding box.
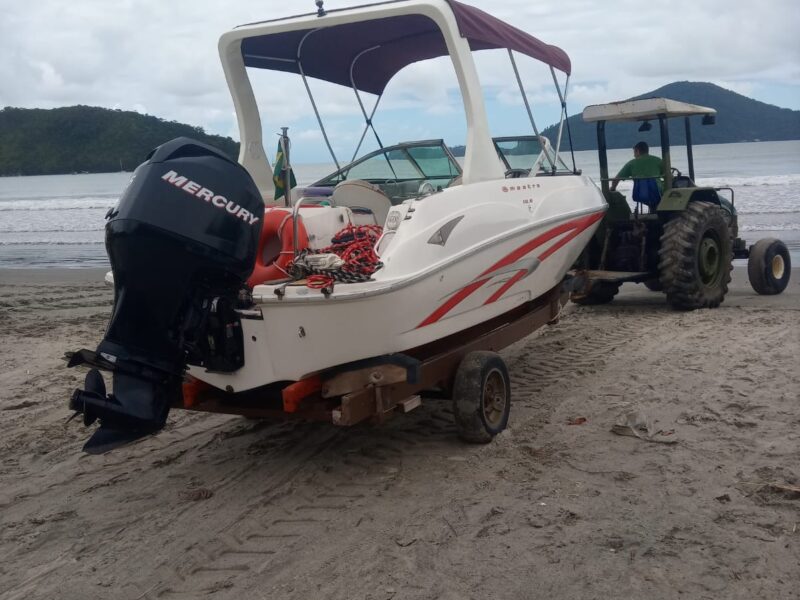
[191,175,606,392]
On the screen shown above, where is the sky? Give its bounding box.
[1,0,798,163]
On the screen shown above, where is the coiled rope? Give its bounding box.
[289,224,383,289]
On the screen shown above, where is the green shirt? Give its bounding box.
[616,154,664,191]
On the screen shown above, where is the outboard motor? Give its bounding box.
[68,137,264,452]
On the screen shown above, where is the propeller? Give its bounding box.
[68,369,162,454]
[68,369,106,426]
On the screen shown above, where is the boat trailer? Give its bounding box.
[180,283,567,441]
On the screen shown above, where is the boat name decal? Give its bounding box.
[502,183,541,192]
[161,170,260,225]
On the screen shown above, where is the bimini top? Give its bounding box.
[237,0,571,95]
[582,98,716,123]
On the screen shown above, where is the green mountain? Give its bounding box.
[448,81,800,156]
[3,82,797,173]
[539,81,800,151]
[0,105,239,176]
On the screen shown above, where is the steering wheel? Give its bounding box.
[505,168,530,179]
[418,182,435,196]
[671,167,682,177]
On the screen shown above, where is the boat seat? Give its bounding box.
[672,175,695,188]
[331,180,392,226]
[603,190,632,221]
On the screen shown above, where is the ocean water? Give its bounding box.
[0,140,798,268]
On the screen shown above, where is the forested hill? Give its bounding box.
[538,81,800,151]
[3,81,798,174]
[0,105,239,176]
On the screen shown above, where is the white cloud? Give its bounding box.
[0,0,797,160]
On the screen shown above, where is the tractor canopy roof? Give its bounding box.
[582,98,716,123]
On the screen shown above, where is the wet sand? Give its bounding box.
[0,267,798,599]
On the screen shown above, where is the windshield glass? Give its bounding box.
[494,137,545,170]
[493,135,573,174]
[313,140,461,204]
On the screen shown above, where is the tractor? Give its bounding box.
[570,97,791,309]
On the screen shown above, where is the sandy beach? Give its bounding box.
[0,266,797,599]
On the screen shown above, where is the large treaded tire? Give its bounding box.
[643,279,663,292]
[658,201,733,310]
[747,238,791,295]
[570,282,621,305]
[452,351,510,444]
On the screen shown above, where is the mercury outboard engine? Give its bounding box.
[68,137,264,452]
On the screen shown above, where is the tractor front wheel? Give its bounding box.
[658,201,732,310]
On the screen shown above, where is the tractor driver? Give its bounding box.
[610,141,664,207]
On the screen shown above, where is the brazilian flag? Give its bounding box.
[273,139,296,202]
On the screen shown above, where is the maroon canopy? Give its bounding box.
[239,0,571,95]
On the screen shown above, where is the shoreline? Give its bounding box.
[0,267,109,284]
[1,140,800,178]
[2,230,797,271]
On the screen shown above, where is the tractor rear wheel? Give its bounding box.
[570,281,621,305]
[658,201,732,310]
[643,279,663,292]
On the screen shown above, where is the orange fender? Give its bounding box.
[247,207,309,287]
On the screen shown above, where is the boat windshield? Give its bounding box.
[313,140,462,204]
[493,135,573,175]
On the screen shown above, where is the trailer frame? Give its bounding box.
[179,283,567,432]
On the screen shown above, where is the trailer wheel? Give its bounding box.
[748,238,791,295]
[452,351,510,443]
[658,201,732,310]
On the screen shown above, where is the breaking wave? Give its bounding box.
[695,174,800,188]
[0,197,117,211]
[0,240,105,246]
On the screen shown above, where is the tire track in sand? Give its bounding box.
[2,296,663,600]
[147,412,458,599]
[137,308,661,599]
[506,307,663,402]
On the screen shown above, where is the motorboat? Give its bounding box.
[68,0,607,451]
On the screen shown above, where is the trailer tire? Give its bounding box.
[658,201,732,310]
[452,351,510,443]
[748,238,790,295]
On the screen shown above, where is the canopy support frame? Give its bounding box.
[298,29,341,171]
[549,67,572,174]
[349,45,397,179]
[350,93,384,163]
[507,49,555,173]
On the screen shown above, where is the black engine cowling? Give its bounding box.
[68,137,265,452]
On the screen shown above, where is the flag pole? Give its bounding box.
[280,127,291,208]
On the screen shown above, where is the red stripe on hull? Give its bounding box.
[538,211,603,261]
[417,210,604,327]
[417,277,489,328]
[483,269,528,305]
